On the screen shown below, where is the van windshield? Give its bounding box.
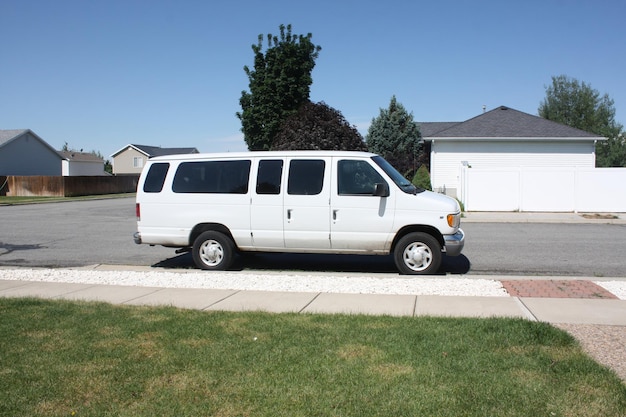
[371,156,425,194]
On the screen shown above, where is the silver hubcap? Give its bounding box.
[199,239,224,266]
[402,242,432,271]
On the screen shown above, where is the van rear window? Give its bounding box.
[172,160,251,194]
[143,163,170,193]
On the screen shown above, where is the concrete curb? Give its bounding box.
[462,211,626,224]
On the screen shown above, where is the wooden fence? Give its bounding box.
[0,175,139,197]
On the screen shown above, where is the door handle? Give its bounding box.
[333,209,338,220]
[287,209,292,220]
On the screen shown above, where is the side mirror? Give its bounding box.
[373,182,390,197]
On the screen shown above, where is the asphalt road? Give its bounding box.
[1,197,625,277]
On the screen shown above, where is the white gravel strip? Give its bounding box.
[0,269,509,297]
[595,281,626,300]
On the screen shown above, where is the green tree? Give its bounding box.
[412,164,431,191]
[366,96,423,178]
[272,101,367,151]
[91,150,113,174]
[237,24,321,151]
[538,75,625,167]
[597,132,626,167]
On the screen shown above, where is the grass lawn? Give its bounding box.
[1,298,624,416]
[0,193,134,205]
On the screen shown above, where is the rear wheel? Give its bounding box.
[192,231,234,270]
[394,232,441,275]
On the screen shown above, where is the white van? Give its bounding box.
[134,151,464,274]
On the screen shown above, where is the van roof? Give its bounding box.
[147,150,378,161]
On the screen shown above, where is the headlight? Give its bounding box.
[447,213,460,228]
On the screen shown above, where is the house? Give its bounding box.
[420,106,604,198]
[59,151,108,176]
[111,144,200,175]
[0,129,63,176]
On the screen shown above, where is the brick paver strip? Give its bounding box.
[500,280,618,299]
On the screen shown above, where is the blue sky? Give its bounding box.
[2,0,625,159]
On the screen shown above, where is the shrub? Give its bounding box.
[412,165,431,191]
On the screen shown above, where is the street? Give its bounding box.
[1,197,625,277]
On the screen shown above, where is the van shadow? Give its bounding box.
[153,252,471,275]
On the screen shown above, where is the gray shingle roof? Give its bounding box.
[58,151,104,162]
[421,106,604,139]
[0,129,64,158]
[0,129,29,147]
[131,144,200,157]
[418,122,460,137]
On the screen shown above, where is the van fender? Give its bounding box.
[391,225,444,254]
[189,223,237,249]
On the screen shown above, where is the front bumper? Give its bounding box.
[443,229,464,256]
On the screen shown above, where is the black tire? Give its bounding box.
[192,231,234,271]
[393,232,442,275]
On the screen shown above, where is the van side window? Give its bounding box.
[338,160,385,195]
[143,163,170,193]
[256,160,283,194]
[287,160,325,195]
[172,160,251,194]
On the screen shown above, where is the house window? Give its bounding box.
[133,157,144,168]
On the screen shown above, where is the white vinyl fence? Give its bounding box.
[459,167,626,212]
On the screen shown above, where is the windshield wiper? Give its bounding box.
[403,184,425,194]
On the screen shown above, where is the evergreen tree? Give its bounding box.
[237,24,321,150]
[366,96,423,177]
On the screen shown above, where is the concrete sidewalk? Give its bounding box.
[462,211,626,224]
[1,277,625,326]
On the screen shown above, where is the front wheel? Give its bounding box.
[394,232,442,275]
[192,231,234,270]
